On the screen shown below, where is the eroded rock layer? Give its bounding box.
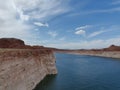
[0,49,57,90]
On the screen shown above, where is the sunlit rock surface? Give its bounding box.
[0,38,57,90]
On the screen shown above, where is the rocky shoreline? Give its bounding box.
[68,51,120,59]
[55,45,120,59]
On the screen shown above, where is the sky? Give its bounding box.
[0,0,120,49]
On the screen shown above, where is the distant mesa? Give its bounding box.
[0,38,25,48]
[0,38,44,49]
[103,45,120,51]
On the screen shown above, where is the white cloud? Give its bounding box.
[0,0,70,45]
[75,25,92,36]
[91,7,120,13]
[87,25,118,38]
[34,22,49,27]
[75,30,86,36]
[48,31,58,38]
[71,7,120,16]
[0,0,32,40]
[75,25,117,38]
[45,37,120,49]
[17,9,30,21]
[88,30,106,38]
[75,25,92,30]
[14,0,70,21]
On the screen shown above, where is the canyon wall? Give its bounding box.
[0,49,57,90]
[56,45,120,59]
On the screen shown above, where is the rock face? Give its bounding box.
[103,45,120,51]
[0,38,57,90]
[75,51,120,58]
[0,38,45,49]
[0,38,25,48]
[0,49,57,90]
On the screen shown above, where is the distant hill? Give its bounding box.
[103,45,120,51]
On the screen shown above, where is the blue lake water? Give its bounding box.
[34,53,120,90]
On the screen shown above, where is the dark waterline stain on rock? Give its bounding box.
[34,75,57,90]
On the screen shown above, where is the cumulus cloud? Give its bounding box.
[75,30,86,35]
[34,22,49,27]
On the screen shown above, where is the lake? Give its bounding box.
[34,53,120,90]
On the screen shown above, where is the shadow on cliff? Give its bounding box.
[33,75,57,90]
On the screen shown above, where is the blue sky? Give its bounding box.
[0,0,120,49]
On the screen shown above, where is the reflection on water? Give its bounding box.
[34,53,120,90]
